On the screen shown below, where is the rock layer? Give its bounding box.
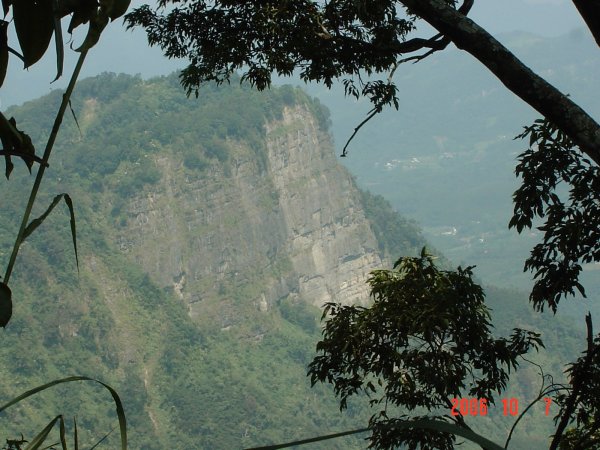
[118,105,383,318]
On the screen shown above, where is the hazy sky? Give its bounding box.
[0,0,590,107]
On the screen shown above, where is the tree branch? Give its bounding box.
[549,313,595,450]
[571,0,600,47]
[399,0,600,166]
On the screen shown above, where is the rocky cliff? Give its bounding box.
[116,103,384,321]
[0,73,425,449]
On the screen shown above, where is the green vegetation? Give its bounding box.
[359,189,426,258]
[125,3,600,444]
[0,73,371,448]
[0,71,596,450]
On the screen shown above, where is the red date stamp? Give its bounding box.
[450,397,553,417]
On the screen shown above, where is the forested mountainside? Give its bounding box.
[0,73,588,449]
[0,73,425,449]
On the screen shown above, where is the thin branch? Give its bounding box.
[340,108,378,157]
[549,313,594,450]
[337,0,475,158]
[505,356,550,449]
[505,391,554,449]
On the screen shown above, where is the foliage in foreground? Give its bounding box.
[308,250,544,449]
[0,376,126,450]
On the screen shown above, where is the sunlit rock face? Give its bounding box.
[118,105,383,319]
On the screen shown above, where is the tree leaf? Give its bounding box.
[13,0,55,68]
[0,282,12,328]
[22,193,79,271]
[0,20,9,87]
[0,376,127,450]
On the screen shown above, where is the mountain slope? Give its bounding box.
[306,29,600,303]
[0,72,429,448]
[0,72,588,449]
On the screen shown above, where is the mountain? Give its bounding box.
[0,72,429,448]
[0,72,590,449]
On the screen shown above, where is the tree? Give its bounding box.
[125,1,600,448]
[309,250,544,450]
[136,0,600,163]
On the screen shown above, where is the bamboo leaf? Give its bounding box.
[245,419,505,450]
[102,0,131,21]
[25,415,62,450]
[0,20,9,87]
[1,0,10,17]
[67,0,98,33]
[63,194,79,271]
[12,0,54,67]
[0,376,127,450]
[52,12,64,82]
[23,194,63,241]
[244,427,369,450]
[22,193,79,270]
[0,281,12,327]
[0,113,40,177]
[75,10,108,52]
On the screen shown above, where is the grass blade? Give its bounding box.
[0,376,126,450]
[89,427,114,450]
[59,414,68,450]
[24,415,61,450]
[21,193,79,271]
[73,417,78,450]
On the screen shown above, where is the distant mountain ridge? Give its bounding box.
[306,28,600,301]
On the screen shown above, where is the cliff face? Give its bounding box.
[0,74,399,448]
[265,107,383,306]
[117,104,383,320]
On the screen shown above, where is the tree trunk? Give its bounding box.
[400,0,600,166]
[572,0,600,47]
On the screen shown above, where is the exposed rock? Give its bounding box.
[117,105,383,318]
